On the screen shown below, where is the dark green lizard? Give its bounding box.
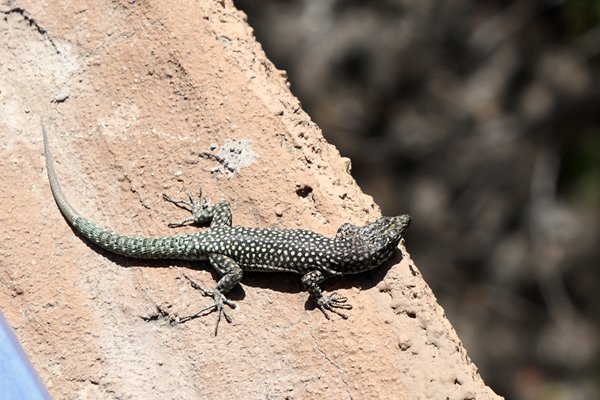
[43,122,411,334]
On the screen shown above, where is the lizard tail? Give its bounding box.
[75,218,193,259]
[42,119,81,224]
[42,120,195,260]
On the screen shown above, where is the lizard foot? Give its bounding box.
[316,292,353,320]
[170,275,236,336]
[162,190,209,227]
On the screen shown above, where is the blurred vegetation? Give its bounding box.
[566,0,600,34]
[559,130,600,205]
[235,0,600,399]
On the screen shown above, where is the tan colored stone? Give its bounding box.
[0,1,501,398]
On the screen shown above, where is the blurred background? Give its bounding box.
[235,1,600,398]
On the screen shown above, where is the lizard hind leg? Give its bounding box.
[170,274,237,336]
[163,190,232,228]
[171,254,243,335]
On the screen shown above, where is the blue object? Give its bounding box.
[0,312,50,399]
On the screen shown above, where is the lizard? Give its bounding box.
[42,121,411,334]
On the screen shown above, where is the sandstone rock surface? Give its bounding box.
[0,1,501,398]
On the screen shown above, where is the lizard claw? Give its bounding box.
[210,289,236,335]
[163,190,214,227]
[316,292,353,320]
[170,275,236,336]
[163,192,195,227]
[162,192,195,212]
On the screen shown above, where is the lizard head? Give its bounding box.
[356,214,411,267]
[360,214,411,248]
[332,214,411,272]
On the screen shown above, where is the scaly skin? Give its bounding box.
[42,121,411,334]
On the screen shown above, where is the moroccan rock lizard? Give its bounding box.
[42,121,411,334]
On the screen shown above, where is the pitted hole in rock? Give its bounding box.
[296,184,313,198]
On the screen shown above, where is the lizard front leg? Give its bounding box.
[172,253,242,335]
[301,270,352,319]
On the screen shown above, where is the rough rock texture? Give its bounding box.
[0,1,501,399]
